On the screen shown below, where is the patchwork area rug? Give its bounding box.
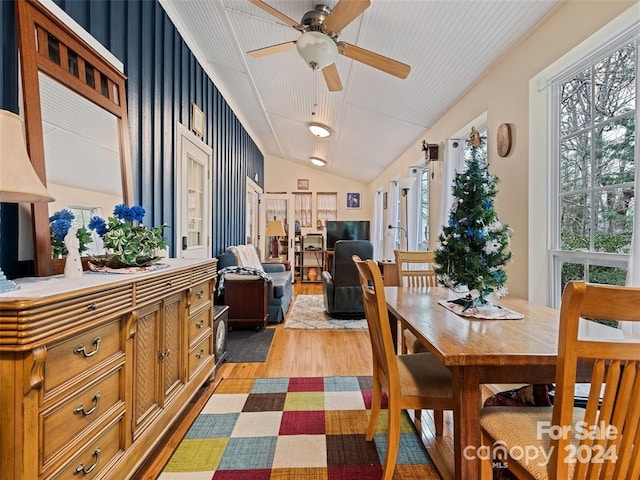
[159,376,440,479]
[285,295,368,330]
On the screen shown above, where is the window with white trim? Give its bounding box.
[316,192,337,229]
[550,33,637,307]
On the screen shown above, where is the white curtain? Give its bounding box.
[372,189,384,260]
[406,167,421,251]
[294,193,312,227]
[384,180,401,260]
[316,192,337,227]
[439,139,465,233]
[266,198,287,222]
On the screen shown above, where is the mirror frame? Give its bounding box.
[17,0,133,276]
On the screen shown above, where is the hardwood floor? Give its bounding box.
[133,282,452,480]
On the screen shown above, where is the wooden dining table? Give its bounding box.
[384,285,631,480]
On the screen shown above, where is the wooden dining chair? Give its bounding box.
[352,255,453,480]
[479,281,640,480]
[394,250,437,354]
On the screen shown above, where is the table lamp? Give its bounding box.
[265,219,286,259]
[0,110,55,292]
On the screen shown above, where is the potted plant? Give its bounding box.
[88,204,167,268]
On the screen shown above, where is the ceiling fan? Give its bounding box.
[247,0,411,92]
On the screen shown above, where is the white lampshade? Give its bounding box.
[310,157,326,167]
[0,110,54,292]
[0,110,54,203]
[398,177,416,191]
[296,31,338,70]
[308,123,332,138]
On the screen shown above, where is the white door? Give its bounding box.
[176,123,212,259]
[261,193,295,266]
[246,177,262,249]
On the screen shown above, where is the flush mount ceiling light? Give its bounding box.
[296,31,338,70]
[308,122,332,138]
[310,157,326,167]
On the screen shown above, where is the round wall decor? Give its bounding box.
[497,123,512,157]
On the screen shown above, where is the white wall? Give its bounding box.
[264,154,371,238]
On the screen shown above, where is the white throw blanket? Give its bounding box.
[228,245,264,271]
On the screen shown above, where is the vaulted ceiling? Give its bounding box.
[160,0,559,183]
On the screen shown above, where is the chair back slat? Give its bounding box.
[550,281,640,480]
[353,255,399,389]
[394,250,437,288]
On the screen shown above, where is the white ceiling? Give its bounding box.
[160,0,559,184]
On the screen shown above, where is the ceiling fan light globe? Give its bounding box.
[296,31,338,70]
[310,157,326,167]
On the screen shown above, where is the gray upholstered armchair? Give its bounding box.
[322,240,373,318]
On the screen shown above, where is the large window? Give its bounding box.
[415,166,429,250]
[550,36,637,306]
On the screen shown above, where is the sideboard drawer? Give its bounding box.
[189,279,212,314]
[42,366,124,465]
[188,307,212,346]
[44,320,123,395]
[188,335,212,378]
[136,270,190,306]
[51,416,123,480]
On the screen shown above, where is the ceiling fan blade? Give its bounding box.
[247,41,296,58]
[322,64,343,92]
[324,0,370,35]
[338,42,411,79]
[247,0,301,29]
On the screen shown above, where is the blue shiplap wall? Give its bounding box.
[0,0,263,277]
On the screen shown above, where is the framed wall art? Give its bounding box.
[347,192,361,209]
[192,103,204,137]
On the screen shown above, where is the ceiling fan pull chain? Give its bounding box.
[312,68,318,118]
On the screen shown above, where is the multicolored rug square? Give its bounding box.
[159,376,441,479]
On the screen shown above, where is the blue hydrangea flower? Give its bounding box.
[49,209,74,223]
[51,218,72,241]
[88,216,108,237]
[129,205,146,222]
[113,204,130,220]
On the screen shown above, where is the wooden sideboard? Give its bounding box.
[0,258,217,480]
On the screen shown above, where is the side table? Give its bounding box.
[378,260,399,286]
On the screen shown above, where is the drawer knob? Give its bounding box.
[166,281,173,287]
[74,447,100,475]
[87,303,98,311]
[73,392,100,416]
[196,290,205,299]
[158,348,171,361]
[196,319,205,329]
[195,348,205,359]
[74,337,101,358]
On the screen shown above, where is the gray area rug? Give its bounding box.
[226,327,275,362]
[285,295,368,330]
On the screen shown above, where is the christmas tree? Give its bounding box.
[434,127,512,305]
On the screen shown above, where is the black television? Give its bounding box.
[326,220,371,250]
